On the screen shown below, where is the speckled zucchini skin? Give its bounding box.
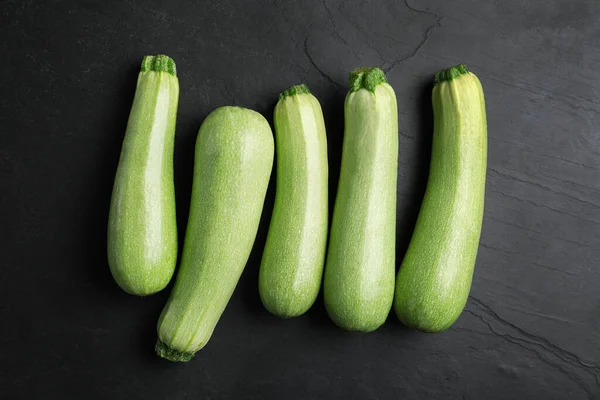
[324,68,398,332]
[107,55,179,296]
[156,106,274,361]
[259,84,329,318]
[394,64,487,333]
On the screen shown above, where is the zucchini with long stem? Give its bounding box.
[394,64,487,332]
[156,106,274,362]
[259,84,328,318]
[107,55,179,296]
[323,67,398,332]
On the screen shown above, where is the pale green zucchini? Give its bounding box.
[107,55,179,296]
[323,67,398,332]
[394,64,487,333]
[156,106,274,362]
[259,84,328,318]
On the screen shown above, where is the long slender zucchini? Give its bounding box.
[259,85,328,318]
[323,67,398,332]
[107,55,179,296]
[394,64,487,332]
[156,106,274,362]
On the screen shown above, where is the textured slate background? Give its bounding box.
[1,0,599,399]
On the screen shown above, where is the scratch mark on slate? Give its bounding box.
[492,161,600,197]
[487,215,594,250]
[318,0,348,45]
[488,167,600,210]
[303,36,344,89]
[490,135,600,173]
[478,242,579,279]
[477,242,577,279]
[528,260,581,278]
[383,0,444,73]
[398,130,415,140]
[524,79,600,108]
[506,306,582,326]
[476,275,536,298]
[479,242,579,280]
[488,188,600,226]
[466,296,600,396]
[538,171,600,193]
[481,73,600,115]
[314,1,393,66]
[332,12,391,66]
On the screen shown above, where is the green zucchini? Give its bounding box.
[259,84,328,318]
[156,106,274,362]
[394,64,487,332]
[323,68,398,332]
[107,55,179,296]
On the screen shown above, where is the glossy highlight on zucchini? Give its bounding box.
[107,54,179,296]
[394,64,487,333]
[156,106,274,362]
[323,67,398,332]
[259,84,328,318]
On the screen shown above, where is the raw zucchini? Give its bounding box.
[323,68,398,332]
[394,64,487,332]
[107,55,179,296]
[259,84,328,318]
[156,106,274,361]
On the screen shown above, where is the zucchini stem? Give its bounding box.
[141,55,177,76]
[279,84,311,100]
[434,64,468,85]
[348,67,387,92]
[155,340,194,362]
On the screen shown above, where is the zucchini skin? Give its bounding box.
[107,55,179,296]
[259,84,329,318]
[394,64,487,333]
[323,68,398,332]
[156,106,274,362]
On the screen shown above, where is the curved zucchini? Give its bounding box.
[156,106,274,362]
[394,64,487,332]
[259,84,328,318]
[323,68,398,332]
[107,55,179,295]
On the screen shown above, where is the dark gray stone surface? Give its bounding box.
[1,0,599,398]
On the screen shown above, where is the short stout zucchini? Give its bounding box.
[259,84,328,318]
[107,55,179,295]
[156,106,274,362]
[394,64,487,332]
[323,68,398,332]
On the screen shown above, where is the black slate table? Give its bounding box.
[2,1,599,399]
